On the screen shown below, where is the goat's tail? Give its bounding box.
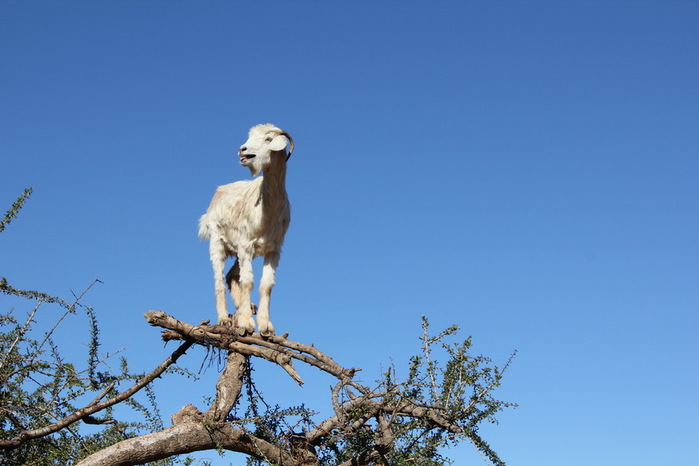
[198,214,211,241]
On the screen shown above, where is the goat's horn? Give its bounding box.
[281,131,294,161]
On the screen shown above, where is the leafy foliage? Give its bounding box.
[0,187,32,234]
[324,317,516,465]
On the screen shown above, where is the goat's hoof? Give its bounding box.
[258,321,275,338]
[217,316,234,327]
[233,314,255,336]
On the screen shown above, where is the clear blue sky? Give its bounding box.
[2,1,698,465]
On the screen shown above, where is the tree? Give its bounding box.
[2,190,516,465]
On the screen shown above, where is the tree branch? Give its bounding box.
[75,413,300,466]
[206,351,246,422]
[144,310,358,385]
[0,340,194,450]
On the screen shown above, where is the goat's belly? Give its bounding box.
[224,237,279,258]
[222,223,286,258]
[252,238,280,257]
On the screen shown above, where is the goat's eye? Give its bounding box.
[265,136,273,142]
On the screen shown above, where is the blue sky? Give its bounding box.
[1,1,698,464]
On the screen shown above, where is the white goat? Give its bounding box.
[198,123,294,336]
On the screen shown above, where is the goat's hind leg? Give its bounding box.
[210,241,232,326]
[226,260,257,315]
[227,256,256,336]
[226,259,242,309]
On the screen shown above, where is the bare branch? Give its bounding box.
[206,351,246,422]
[144,310,358,385]
[77,404,304,466]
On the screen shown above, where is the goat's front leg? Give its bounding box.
[210,240,232,326]
[229,254,255,336]
[257,252,280,337]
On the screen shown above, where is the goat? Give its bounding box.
[198,123,294,336]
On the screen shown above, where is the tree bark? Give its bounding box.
[76,411,299,466]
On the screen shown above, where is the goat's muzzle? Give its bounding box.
[239,154,256,165]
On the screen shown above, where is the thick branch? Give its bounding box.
[144,310,357,385]
[206,351,246,421]
[76,412,299,466]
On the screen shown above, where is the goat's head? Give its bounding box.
[238,123,294,177]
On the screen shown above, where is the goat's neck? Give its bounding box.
[260,164,287,209]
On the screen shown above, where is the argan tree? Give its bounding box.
[1,190,515,465]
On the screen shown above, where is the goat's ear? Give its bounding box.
[269,134,289,152]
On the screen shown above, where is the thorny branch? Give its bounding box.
[0,339,194,450]
[0,301,42,373]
